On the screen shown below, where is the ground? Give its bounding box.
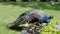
[0,2,60,34]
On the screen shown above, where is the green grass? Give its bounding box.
[0,2,60,34]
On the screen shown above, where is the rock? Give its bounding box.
[21,30,30,34]
[52,24,60,30]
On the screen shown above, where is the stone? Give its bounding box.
[21,30,30,34]
[52,24,60,30]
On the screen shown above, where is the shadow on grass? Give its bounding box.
[0,2,60,10]
[8,26,26,31]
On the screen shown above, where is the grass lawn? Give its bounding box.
[0,2,60,34]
